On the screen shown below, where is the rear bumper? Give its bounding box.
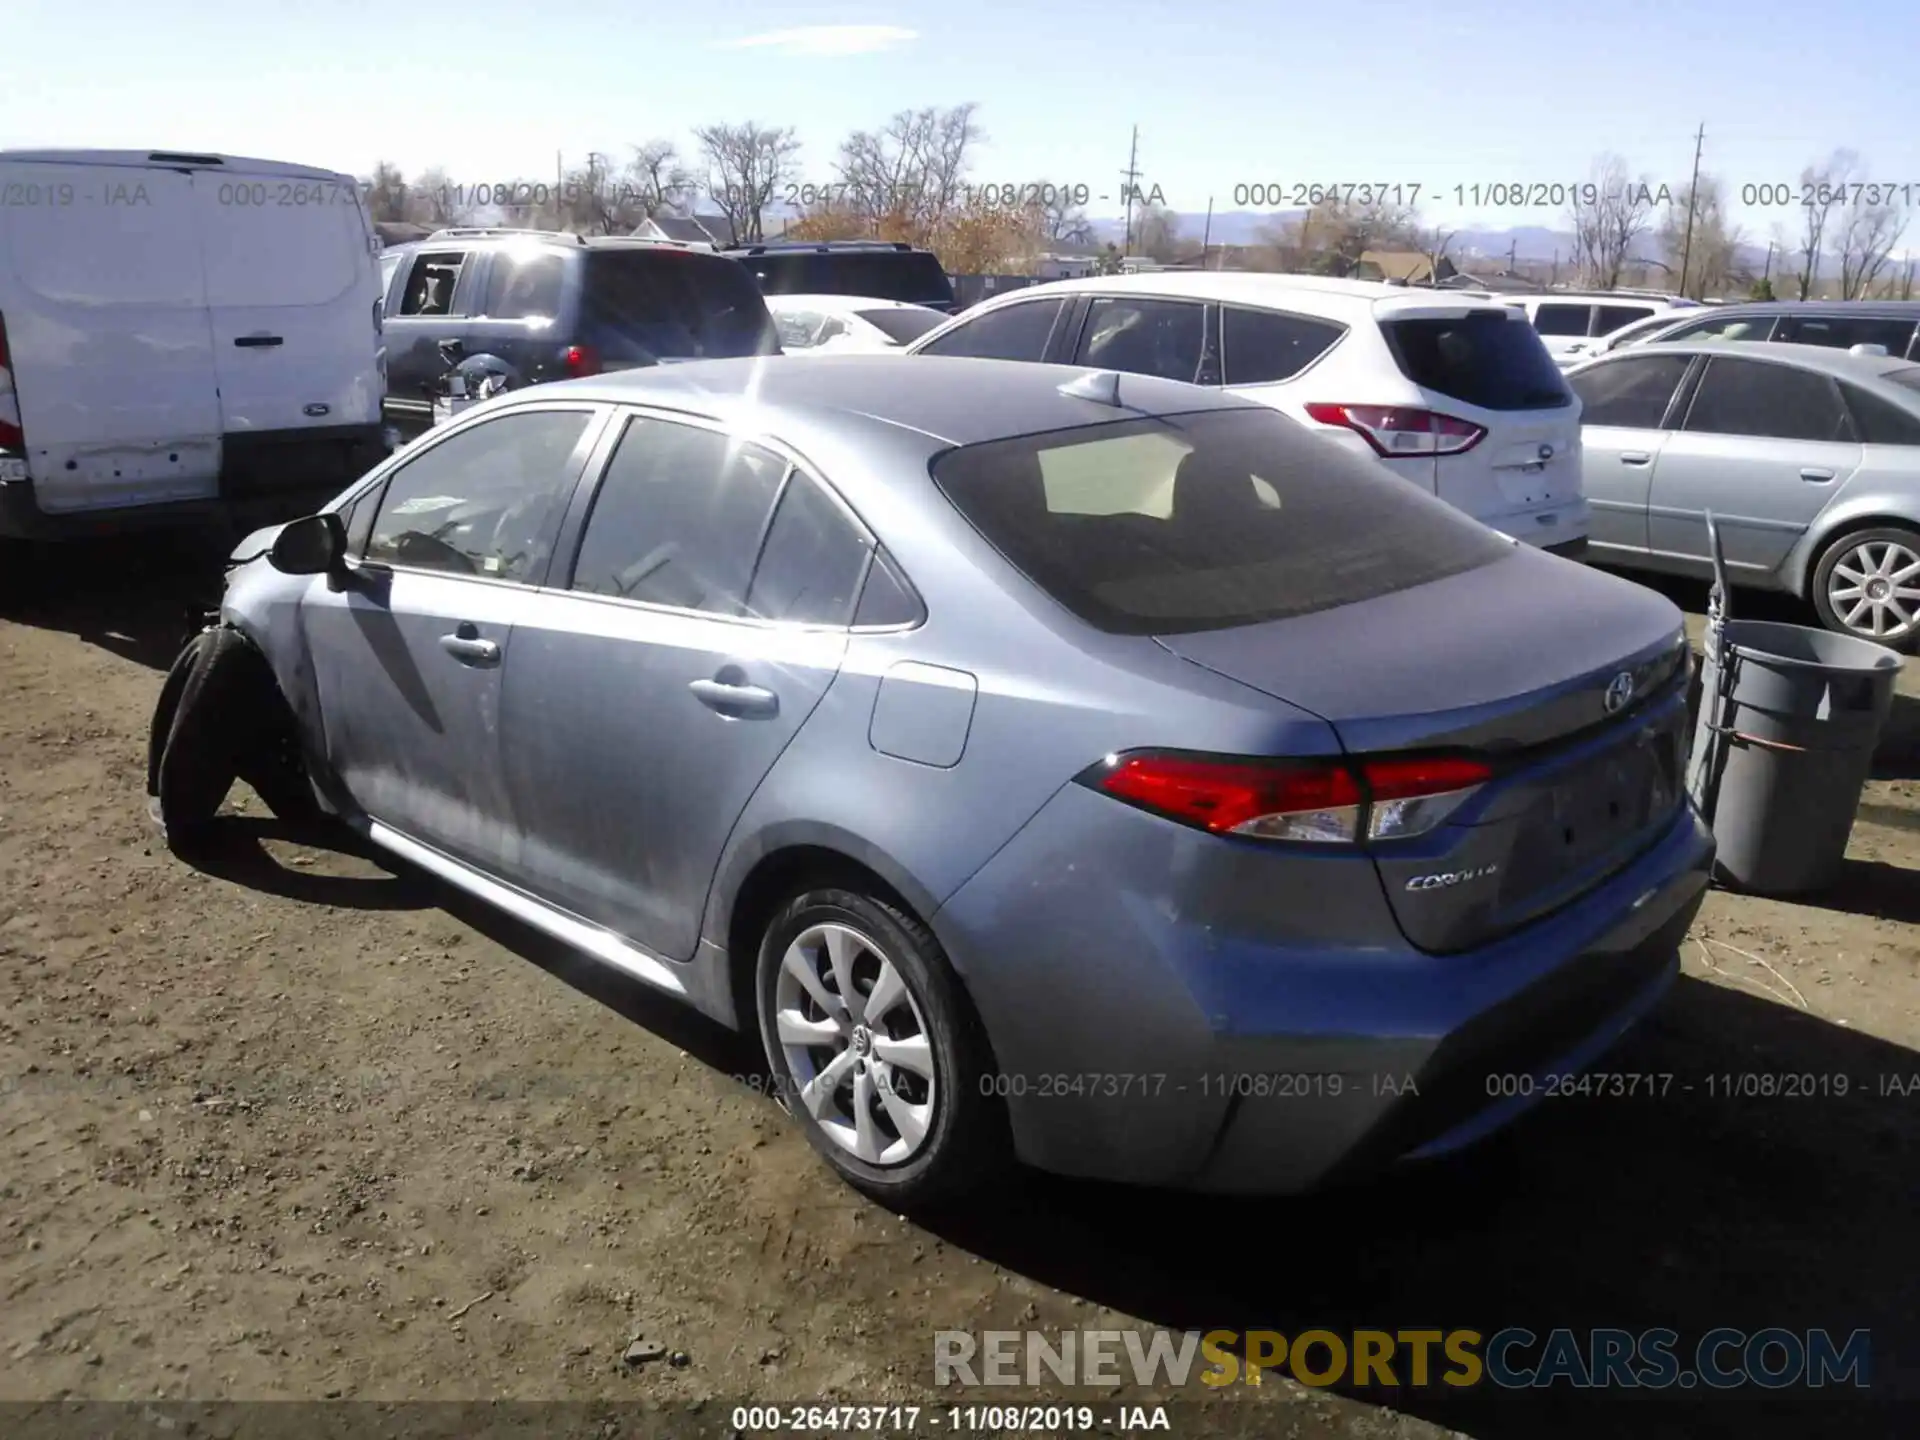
[0,424,381,540]
[932,787,1714,1193]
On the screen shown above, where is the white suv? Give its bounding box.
[906,273,1588,555]
[1486,292,1700,367]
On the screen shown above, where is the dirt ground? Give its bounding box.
[2,535,1917,1440]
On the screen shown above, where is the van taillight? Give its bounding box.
[563,344,601,377]
[1082,750,1491,844]
[0,312,23,453]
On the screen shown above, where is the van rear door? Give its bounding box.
[0,159,222,512]
[188,162,381,485]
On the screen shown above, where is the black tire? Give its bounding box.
[1810,525,1920,653]
[154,628,318,846]
[754,887,1008,1209]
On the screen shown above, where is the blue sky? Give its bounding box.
[9,0,1919,243]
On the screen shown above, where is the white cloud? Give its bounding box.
[718,25,918,56]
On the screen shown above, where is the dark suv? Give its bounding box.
[379,229,781,440]
[722,240,958,313]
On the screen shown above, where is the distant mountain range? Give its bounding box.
[1081,211,1785,276]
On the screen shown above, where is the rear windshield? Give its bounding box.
[740,251,956,308]
[581,250,779,361]
[930,407,1513,636]
[1382,311,1573,411]
[858,307,946,344]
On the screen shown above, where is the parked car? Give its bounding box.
[723,240,958,314]
[1563,308,1713,365]
[378,228,780,443]
[1488,292,1701,364]
[766,294,948,354]
[150,354,1711,1205]
[905,273,1590,556]
[1590,299,1920,363]
[1567,341,1920,647]
[0,148,386,539]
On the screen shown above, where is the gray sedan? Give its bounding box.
[1568,341,1920,648]
[149,355,1712,1206]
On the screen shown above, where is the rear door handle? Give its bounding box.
[438,626,500,665]
[1620,452,1653,466]
[689,678,779,718]
[1800,467,1836,482]
[234,334,284,348]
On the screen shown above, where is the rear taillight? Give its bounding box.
[1086,750,1491,844]
[1304,403,1485,457]
[0,312,23,453]
[563,344,601,377]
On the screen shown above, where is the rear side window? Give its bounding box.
[1842,384,1920,445]
[1776,314,1918,354]
[1221,308,1343,384]
[1682,358,1854,443]
[1568,354,1693,428]
[916,299,1065,360]
[1532,304,1592,337]
[1075,298,1206,383]
[1381,312,1572,411]
[743,472,872,625]
[1595,305,1656,334]
[580,251,778,362]
[570,418,788,613]
[398,251,468,317]
[1663,313,1776,344]
[930,407,1512,636]
[482,249,569,321]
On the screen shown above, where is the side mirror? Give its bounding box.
[269,512,347,576]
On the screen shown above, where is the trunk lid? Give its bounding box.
[1158,549,1692,952]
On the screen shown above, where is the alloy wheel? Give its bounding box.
[773,922,938,1165]
[1826,537,1920,641]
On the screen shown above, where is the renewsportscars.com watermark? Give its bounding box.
[934,1327,1871,1390]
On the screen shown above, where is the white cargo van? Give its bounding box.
[0,150,386,538]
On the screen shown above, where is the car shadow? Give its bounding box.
[0,529,233,671]
[914,978,1920,1438]
[1774,857,1920,927]
[1874,693,1920,781]
[172,813,436,911]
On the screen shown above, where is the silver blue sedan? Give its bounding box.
[149,355,1713,1206]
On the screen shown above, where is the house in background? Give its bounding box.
[1354,250,1459,284]
[629,213,734,248]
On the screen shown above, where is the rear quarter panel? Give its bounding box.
[1783,448,1920,594]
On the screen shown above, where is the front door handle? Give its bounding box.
[689,677,779,718]
[234,334,284,348]
[1619,451,1653,466]
[439,624,500,665]
[1800,467,1836,482]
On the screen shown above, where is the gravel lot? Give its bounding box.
[3,535,1917,1439]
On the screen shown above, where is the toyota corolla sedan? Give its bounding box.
[149,355,1714,1207]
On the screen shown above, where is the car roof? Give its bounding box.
[521,353,1263,448]
[1666,298,1920,318]
[0,148,350,181]
[964,271,1517,319]
[764,294,941,314]
[1497,291,1691,306]
[1588,339,1920,380]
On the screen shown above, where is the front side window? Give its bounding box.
[570,418,789,613]
[930,407,1511,636]
[1681,358,1854,443]
[774,310,830,348]
[915,299,1065,360]
[1568,354,1694,429]
[1075,298,1207,383]
[364,409,593,580]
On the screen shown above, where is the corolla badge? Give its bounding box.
[1406,864,1499,892]
[1603,670,1636,713]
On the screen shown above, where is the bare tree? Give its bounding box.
[1794,149,1857,300]
[1033,183,1094,246]
[1656,174,1741,297]
[1417,224,1456,282]
[1836,186,1910,299]
[625,140,698,223]
[1133,203,1184,263]
[695,122,802,244]
[361,161,409,224]
[1569,154,1656,288]
[405,166,476,228]
[834,104,983,231]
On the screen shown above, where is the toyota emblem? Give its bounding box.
[1603,671,1635,713]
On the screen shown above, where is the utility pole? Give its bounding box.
[1507,238,1517,273]
[1551,247,1559,286]
[1120,126,1141,257]
[1201,196,1213,268]
[1763,239,1774,282]
[1678,122,1705,297]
